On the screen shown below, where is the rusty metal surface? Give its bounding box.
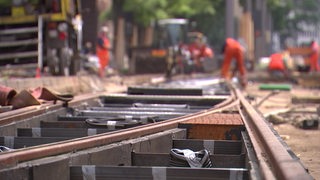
[182,113,243,125]
[236,87,313,180]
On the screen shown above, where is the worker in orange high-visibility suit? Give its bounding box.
[268,52,288,78]
[221,38,247,88]
[96,26,110,78]
[309,40,319,72]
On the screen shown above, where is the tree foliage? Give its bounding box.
[268,0,320,34]
[122,0,219,26]
[123,0,168,26]
[166,0,217,18]
[267,0,293,32]
[121,0,224,48]
[189,0,225,49]
[290,0,320,30]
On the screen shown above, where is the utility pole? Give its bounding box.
[112,0,126,72]
[253,0,271,60]
[225,0,235,38]
[81,0,98,50]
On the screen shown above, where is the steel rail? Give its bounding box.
[0,92,104,126]
[0,91,237,169]
[1,83,311,179]
[235,87,313,180]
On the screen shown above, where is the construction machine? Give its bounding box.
[186,32,214,73]
[130,18,189,76]
[0,0,82,76]
[130,19,214,78]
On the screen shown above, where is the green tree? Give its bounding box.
[166,0,217,18]
[189,0,225,49]
[121,0,223,49]
[290,0,320,31]
[122,0,219,26]
[268,0,320,44]
[122,0,169,26]
[267,0,293,32]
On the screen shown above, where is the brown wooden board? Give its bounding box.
[179,124,245,140]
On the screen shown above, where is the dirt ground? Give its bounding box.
[245,80,320,179]
[274,124,320,179]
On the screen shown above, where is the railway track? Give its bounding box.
[0,77,313,180]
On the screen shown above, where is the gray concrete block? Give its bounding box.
[31,156,70,180]
[0,166,29,180]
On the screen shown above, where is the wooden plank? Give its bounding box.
[178,113,244,140]
[292,95,320,104]
[70,165,249,180]
[181,113,244,125]
[179,124,245,140]
[287,47,311,56]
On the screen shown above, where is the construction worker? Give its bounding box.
[96,26,110,78]
[188,34,214,72]
[202,45,214,59]
[221,38,247,88]
[309,40,319,72]
[268,52,289,78]
[188,34,203,72]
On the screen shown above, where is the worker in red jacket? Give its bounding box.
[309,40,319,72]
[221,38,247,88]
[188,34,214,73]
[96,26,110,78]
[268,52,288,77]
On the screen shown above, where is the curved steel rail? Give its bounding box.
[0,88,237,168]
[235,87,312,180]
[0,83,313,180]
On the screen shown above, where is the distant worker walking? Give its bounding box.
[96,26,110,78]
[220,38,247,88]
[309,40,319,72]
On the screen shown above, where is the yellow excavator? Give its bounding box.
[0,0,82,76]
